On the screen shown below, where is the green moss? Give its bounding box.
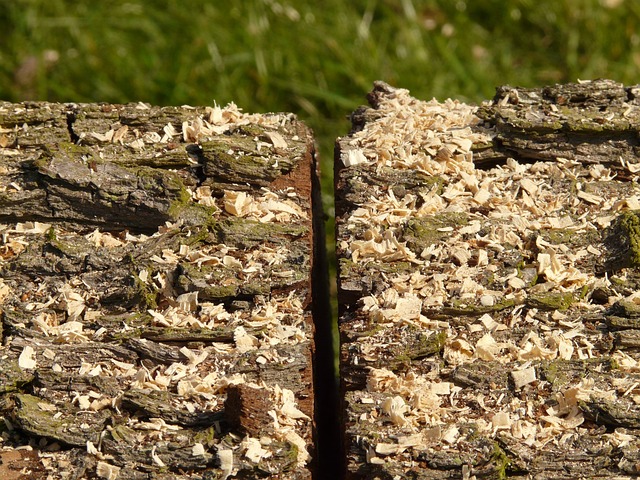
[45,226,57,241]
[57,141,94,158]
[353,324,384,338]
[411,330,447,358]
[541,360,562,385]
[13,393,107,446]
[609,356,620,370]
[238,281,271,296]
[462,423,480,441]
[390,353,412,371]
[111,312,153,328]
[608,273,640,295]
[108,423,137,443]
[611,276,630,288]
[490,443,510,480]
[235,123,266,137]
[619,211,640,266]
[377,261,413,275]
[182,220,218,247]
[124,164,194,222]
[140,326,236,343]
[488,108,563,132]
[497,104,632,134]
[284,441,299,465]
[389,330,447,370]
[102,312,238,342]
[14,394,65,431]
[606,299,640,330]
[443,298,516,316]
[215,217,307,248]
[0,360,34,393]
[175,263,244,300]
[45,237,87,258]
[560,105,636,132]
[193,426,218,447]
[579,284,590,300]
[166,181,194,218]
[526,292,573,310]
[545,229,575,245]
[338,258,357,278]
[128,274,158,310]
[339,258,414,284]
[416,174,445,194]
[402,212,468,251]
[603,211,640,273]
[253,440,299,473]
[541,359,614,388]
[609,299,640,318]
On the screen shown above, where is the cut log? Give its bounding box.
[0,101,324,479]
[336,79,640,479]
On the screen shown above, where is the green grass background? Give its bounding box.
[2,0,639,347]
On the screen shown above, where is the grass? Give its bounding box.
[2,0,640,357]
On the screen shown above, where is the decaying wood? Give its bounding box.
[336,79,640,479]
[0,101,322,479]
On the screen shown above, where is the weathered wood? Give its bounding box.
[0,101,322,478]
[336,80,640,479]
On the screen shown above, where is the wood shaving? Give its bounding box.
[242,437,272,463]
[95,461,120,480]
[217,448,234,480]
[191,443,206,457]
[182,102,288,142]
[223,189,307,222]
[18,345,37,369]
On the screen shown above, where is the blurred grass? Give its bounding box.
[2,0,640,356]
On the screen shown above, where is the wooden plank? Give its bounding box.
[336,80,640,479]
[0,101,321,479]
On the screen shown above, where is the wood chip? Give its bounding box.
[511,367,537,389]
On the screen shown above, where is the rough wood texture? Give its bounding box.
[0,101,322,479]
[336,79,640,479]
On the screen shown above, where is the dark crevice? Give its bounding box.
[472,151,543,171]
[186,144,209,189]
[66,109,80,144]
[311,145,342,480]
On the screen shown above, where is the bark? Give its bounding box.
[336,79,640,479]
[0,101,323,479]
